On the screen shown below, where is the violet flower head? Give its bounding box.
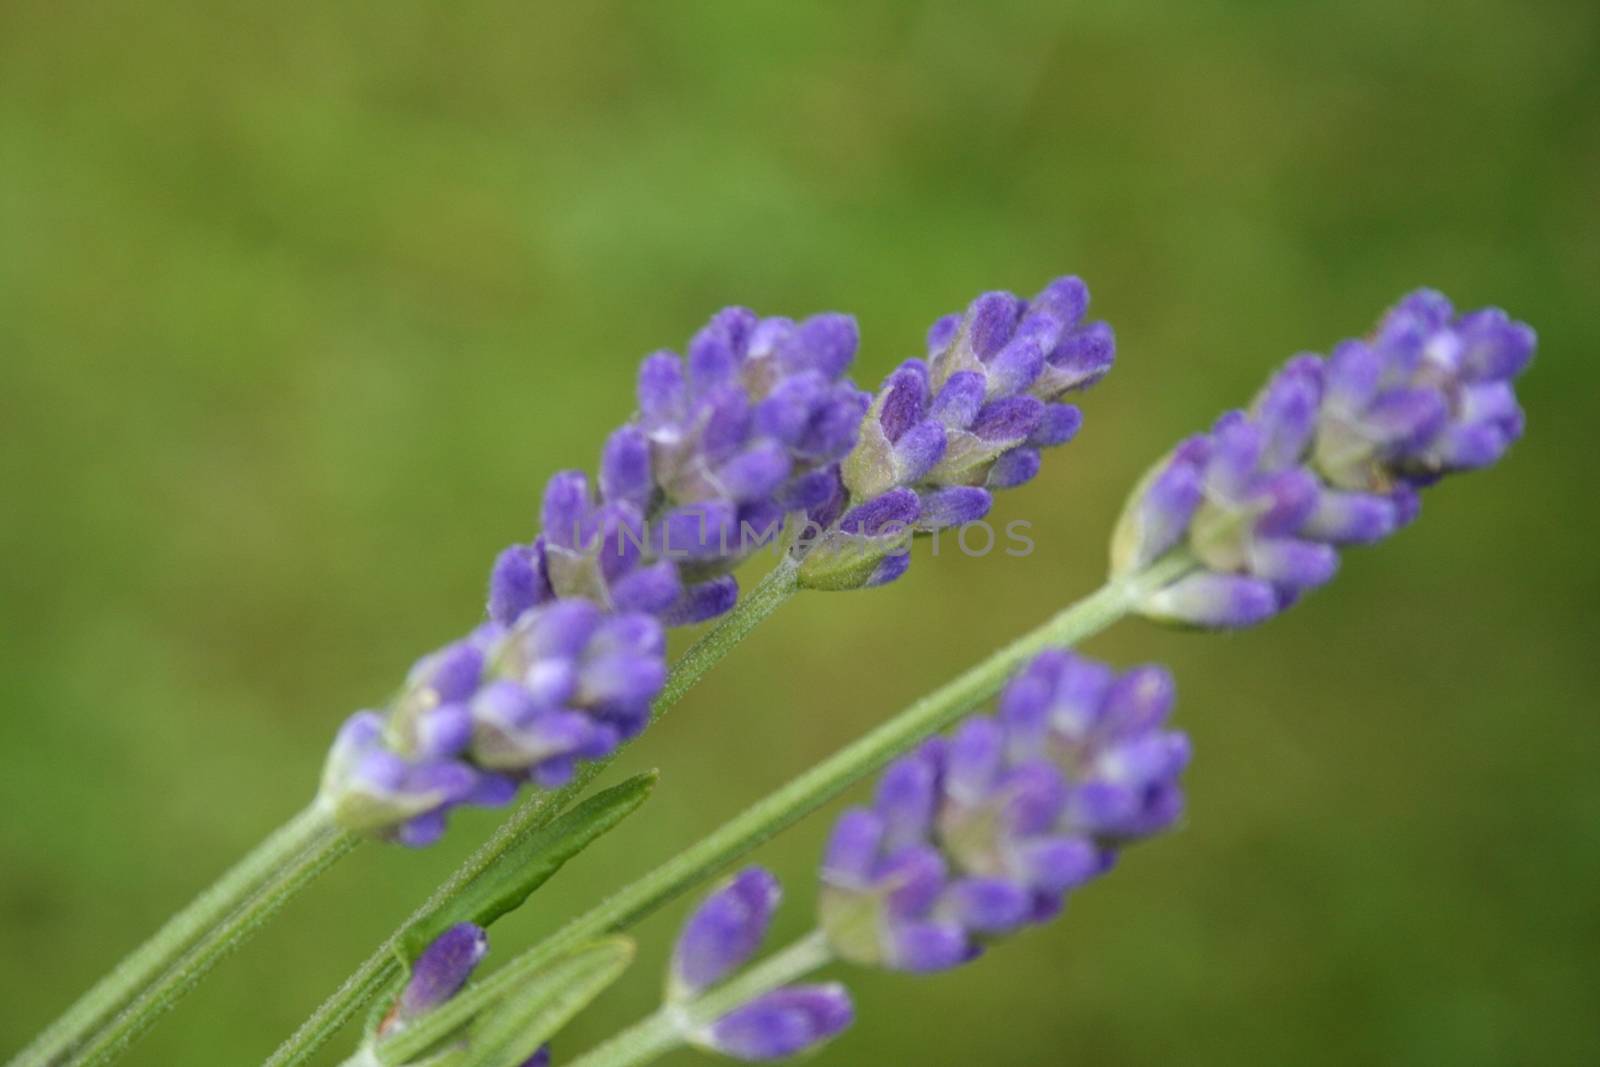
[1112,289,1534,628]
[668,867,854,1062]
[490,309,870,628]
[818,649,1188,972]
[802,277,1113,590]
[320,600,665,846]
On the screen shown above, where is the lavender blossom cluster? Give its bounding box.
[653,649,1187,1062]
[320,310,872,844]
[1113,289,1534,627]
[319,601,665,845]
[801,277,1114,590]
[490,309,871,627]
[320,279,1114,846]
[818,649,1187,971]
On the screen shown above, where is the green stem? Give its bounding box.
[398,556,1194,1044]
[565,931,835,1067]
[10,805,358,1067]
[265,558,804,1067]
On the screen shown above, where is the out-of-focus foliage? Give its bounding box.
[1,2,1595,1064]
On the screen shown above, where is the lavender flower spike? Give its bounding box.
[802,276,1112,590]
[668,867,855,1062]
[319,600,666,846]
[490,308,871,628]
[1112,289,1534,628]
[819,649,1189,971]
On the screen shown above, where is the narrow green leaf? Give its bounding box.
[402,773,658,958]
[467,938,636,1067]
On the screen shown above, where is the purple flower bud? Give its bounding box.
[488,542,552,627]
[600,426,654,511]
[670,868,783,999]
[1030,403,1083,448]
[396,923,488,1022]
[986,447,1042,489]
[702,985,854,1062]
[1141,572,1279,629]
[915,487,992,531]
[929,371,987,428]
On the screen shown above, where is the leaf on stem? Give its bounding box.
[402,773,658,959]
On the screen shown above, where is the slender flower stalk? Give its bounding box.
[7,807,357,1067]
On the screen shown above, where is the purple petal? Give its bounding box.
[866,551,911,588]
[716,442,792,501]
[839,489,920,537]
[892,420,948,483]
[965,292,1023,360]
[925,313,961,355]
[706,984,854,1061]
[929,371,987,429]
[600,426,653,509]
[984,338,1046,397]
[1030,275,1089,329]
[1016,836,1108,893]
[888,921,974,972]
[1142,572,1279,629]
[1045,320,1116,392]
[398,923,488,1019]
[1301,490,1400,545]
[416,703,474,760]
[637,351,686,425]
[944,877,1031,934]
[970,396,1044,443]
[540,472,592,549]
[652,502,739,561]
[878,363,931,442]
[916,486,992,530]
[1249,539,1340,592]
[795,313,860,379]
[986,447,1041,489]
[946,717,1004,801]
[874,753,939,846]
[608,560,684,616]
[672,868,782,997]
[488,543,551,627]
[822,809,886,885]
[1029,403,1083,448]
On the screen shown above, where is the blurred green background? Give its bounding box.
[3,2,1597,1064]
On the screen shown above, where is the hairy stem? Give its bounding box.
[265,557,804,1067]
[10,805,358,1067]
[565,931,835,1067]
